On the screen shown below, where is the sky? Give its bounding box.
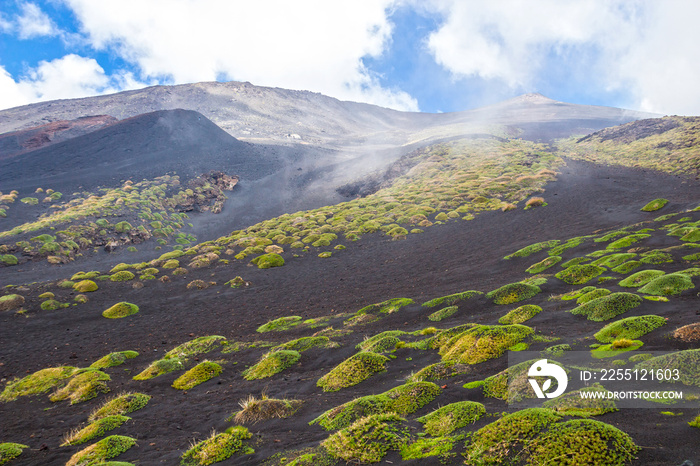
[1,0,699,115]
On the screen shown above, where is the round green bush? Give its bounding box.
[486,282,541,305]
[555,264,606,285]
[110,271,135,282]
[73,279,98,292]
[637,273,694,296]
[102,302,139,319]
[570,292,643,321]
[250,253,285,269]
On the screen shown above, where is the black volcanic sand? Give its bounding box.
[2,159,700,465]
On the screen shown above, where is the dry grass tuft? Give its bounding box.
[231,394,302,424]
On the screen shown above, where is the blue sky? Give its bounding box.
[1,1,699,115]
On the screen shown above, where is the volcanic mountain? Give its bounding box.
[1,82,699,466]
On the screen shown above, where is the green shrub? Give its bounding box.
[637,273,694,296]
[421,290,481,308]
[40,298,69,310]
[570,292,643,321]
[555,264,606,285]
[73,279,98,292]
[439,324,533,364]
[428,305,458,321]
[114,221,133,233]
[165,336,226,359]
[576,288,611,304]
[0,366,77,401]
[173,361,222,390]
[618,269,665,287]
[133,357,186,380]
[58,279,75,288]
[273,336,330,353]
[399,436,456,461]
[409,361,471,382]
[90,351,139,369]
[66,435,136,466]
[504,240,560,259]
[591,253,637,268]
[463,408,561,464]
[641,198,669,212]
[0,254,18,265]
[49,369,110,404]
[182,428,254,465]
[257,316,302,332]
[607,233,651,250]
[355,331,406,352]
[486,282,541,305]
[635,349,700,387]
[594,315,667,343]
[311,382,441,430]
[243,350,301,380]
[611,260,642,274]
[103,302,139,319]
[498,304,542,324]
[542,384,617,417]
[89,392,150,422]
[62,415,131,446]
[0,294,24,312]
[250,253,285,269]
[416,401,485,436]
[0,443,29,464]
[317,352,389,392]
[526,255,561,274]
[357,297,414,314]
[322,413,408,464]
[110,271,135,282]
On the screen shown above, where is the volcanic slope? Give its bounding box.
[3,131,700,464]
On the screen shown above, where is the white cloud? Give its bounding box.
[16,2,59,39]
[419,0,700,114]
[0,54,149,110]
[63,0,418,111]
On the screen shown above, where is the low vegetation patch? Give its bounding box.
[576,288,611,304]
[635,349,700,387]
[103,302,139,319]
[90,351,139,369]
[88,392,151,422]
[504,240,560,259]
[421,290,481,308]
[542,384,617,417]
[570,292,643,321]
[555,264,606,285]
[73,279,98,292]
[428,305,458,321]
[439,324,533,364]
[0,366,77,401]
[0,294,24,312]
[172,361,222,390]
[312,382,440,431]
[638,273,694,296]
[607,233,651,250]
[673,323,700,342]
[181,427,254,466]
[0,443,28,464]
[641,198,669,212]
[317,352,389,391]
[66,435,136,466]
[611,260,642,274]
[243,350,301,380]
[357,297,414,314]
[463,408,561,464]
[416,401,485,436]
[486,282,541,305]
[50,369,110,404]
[594,315,667,343]
[166,336,226,359]
[526,255,561,274]
[232,395,302,424]
[110,271,135,282]
[619,269,665,287]
[257,316,302,332]
[409,361,471,382]
[321,413,408,464]
[498,304,542,325]
[133,357,186,380]
[62,415,131,446]
[251,253,285,269]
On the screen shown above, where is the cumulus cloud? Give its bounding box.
[0,54,149,109]
[63,0,418,111]
[16,2,59,39]
[419,0,700,114]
